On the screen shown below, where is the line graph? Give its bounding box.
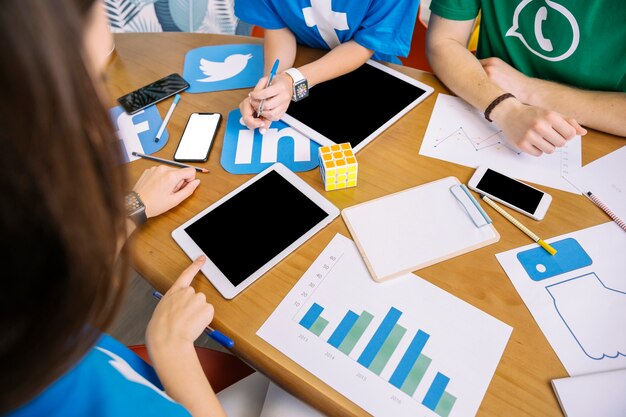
[433,126,521,155]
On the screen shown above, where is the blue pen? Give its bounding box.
[152,290,234,349]
[155,94,181,143]
[256,59,280,118]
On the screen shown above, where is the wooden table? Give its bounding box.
[104,33,624,417]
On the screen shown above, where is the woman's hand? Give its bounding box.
[240,73,293,134]
[146,256,213,354]
[133,165,200,218]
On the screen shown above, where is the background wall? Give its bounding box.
[104,0,252,35]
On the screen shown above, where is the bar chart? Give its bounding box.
[299,303,456,417]
[258,234,511,417]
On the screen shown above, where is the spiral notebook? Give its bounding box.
[342,176,500,282]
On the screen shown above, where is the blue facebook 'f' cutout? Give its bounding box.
[220,109,321,174]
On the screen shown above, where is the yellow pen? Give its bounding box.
[482,195,557,255]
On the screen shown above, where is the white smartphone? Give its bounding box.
[467,166,552,220]
[174,112,221,162]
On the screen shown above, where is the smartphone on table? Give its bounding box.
[468,166,552,221]
[117,73,189,115]
[174,112,222,163]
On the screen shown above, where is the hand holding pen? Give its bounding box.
[239,58,286,134]
[146,256,234,350]
[256,58,280,118]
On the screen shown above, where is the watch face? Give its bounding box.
[125,191,144,215]
[294,80,309,101]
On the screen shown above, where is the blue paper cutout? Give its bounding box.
[109,105,168,164]
[517,238,592,281]
[220,108,321,174]
[182,44,264,93]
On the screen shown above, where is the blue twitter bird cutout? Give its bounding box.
[183,44,264,93]
[220,108,321,174]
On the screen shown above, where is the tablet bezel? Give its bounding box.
[281,59,435,153]
[171,163,340,299]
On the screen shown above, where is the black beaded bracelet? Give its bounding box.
[484,93,515,122]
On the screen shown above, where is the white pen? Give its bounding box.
[155,94,181,142]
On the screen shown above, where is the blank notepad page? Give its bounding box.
[342,176,499,282]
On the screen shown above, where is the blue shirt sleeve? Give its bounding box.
[352,0,420,58]
[234,0,286,30]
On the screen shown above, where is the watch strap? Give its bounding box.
[284,68,309,102]
[125,191,147,226]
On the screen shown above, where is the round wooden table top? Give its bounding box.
[104,32,624,417]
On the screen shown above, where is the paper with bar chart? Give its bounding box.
[496,221,626,376]
[258,234,512,417]
[419,94,581,194]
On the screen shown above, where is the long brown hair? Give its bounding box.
[0,0,129,412]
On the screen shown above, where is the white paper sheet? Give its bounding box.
[552,368,626,417]
[258,233,512,417]
[216,372,327,417]
[419,94,581,193]
[260,382,326,417]
[495,222,626,375]
[216,372,269,417]
[564,145,626,224]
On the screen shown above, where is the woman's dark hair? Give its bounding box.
[0,0,129,412]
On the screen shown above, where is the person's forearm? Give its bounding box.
[522,79,626,137]
[297,40,373,88]
[263,28,297,73]
[426,16,506,113]
[149,343,227,417]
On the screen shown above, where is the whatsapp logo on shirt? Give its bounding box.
[506,0,579,62]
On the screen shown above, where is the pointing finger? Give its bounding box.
[171,255,206,290]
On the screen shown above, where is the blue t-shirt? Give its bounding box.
[7,334,191,417]
[234,0,419,64]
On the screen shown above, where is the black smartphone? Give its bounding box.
[174,112,222,162]
[117,73,190,115]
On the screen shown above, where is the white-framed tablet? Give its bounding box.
[172,163,340,299]
[281,59,434,153]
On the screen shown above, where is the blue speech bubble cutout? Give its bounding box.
[220,108,321,174]
[517,238,592,281]
[183,44,264,93]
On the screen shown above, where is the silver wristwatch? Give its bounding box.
[125,191,147,226]
[284,68,309,102]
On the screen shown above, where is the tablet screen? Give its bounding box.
[285,62,429,150]
[184,170,328,286]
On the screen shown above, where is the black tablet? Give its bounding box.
[172,163,340,299]
[281,60,434,153]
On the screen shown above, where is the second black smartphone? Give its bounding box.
[117,73,189,115]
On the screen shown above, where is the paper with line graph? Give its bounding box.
[258,233,512,417]
[419,94,581,193]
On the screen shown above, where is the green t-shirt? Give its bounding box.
[429,0,626,92]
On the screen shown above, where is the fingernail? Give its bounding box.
[198,255,206,261]
[260,128,266,134]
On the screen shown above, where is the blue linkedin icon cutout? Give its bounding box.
[220,109,321,174]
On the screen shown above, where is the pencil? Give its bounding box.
[482,195,557,255]
[155,94,181,142]
[587,191,626,232]
[131,151,209,173]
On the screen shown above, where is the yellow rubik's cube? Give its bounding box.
[318,143,358,191]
